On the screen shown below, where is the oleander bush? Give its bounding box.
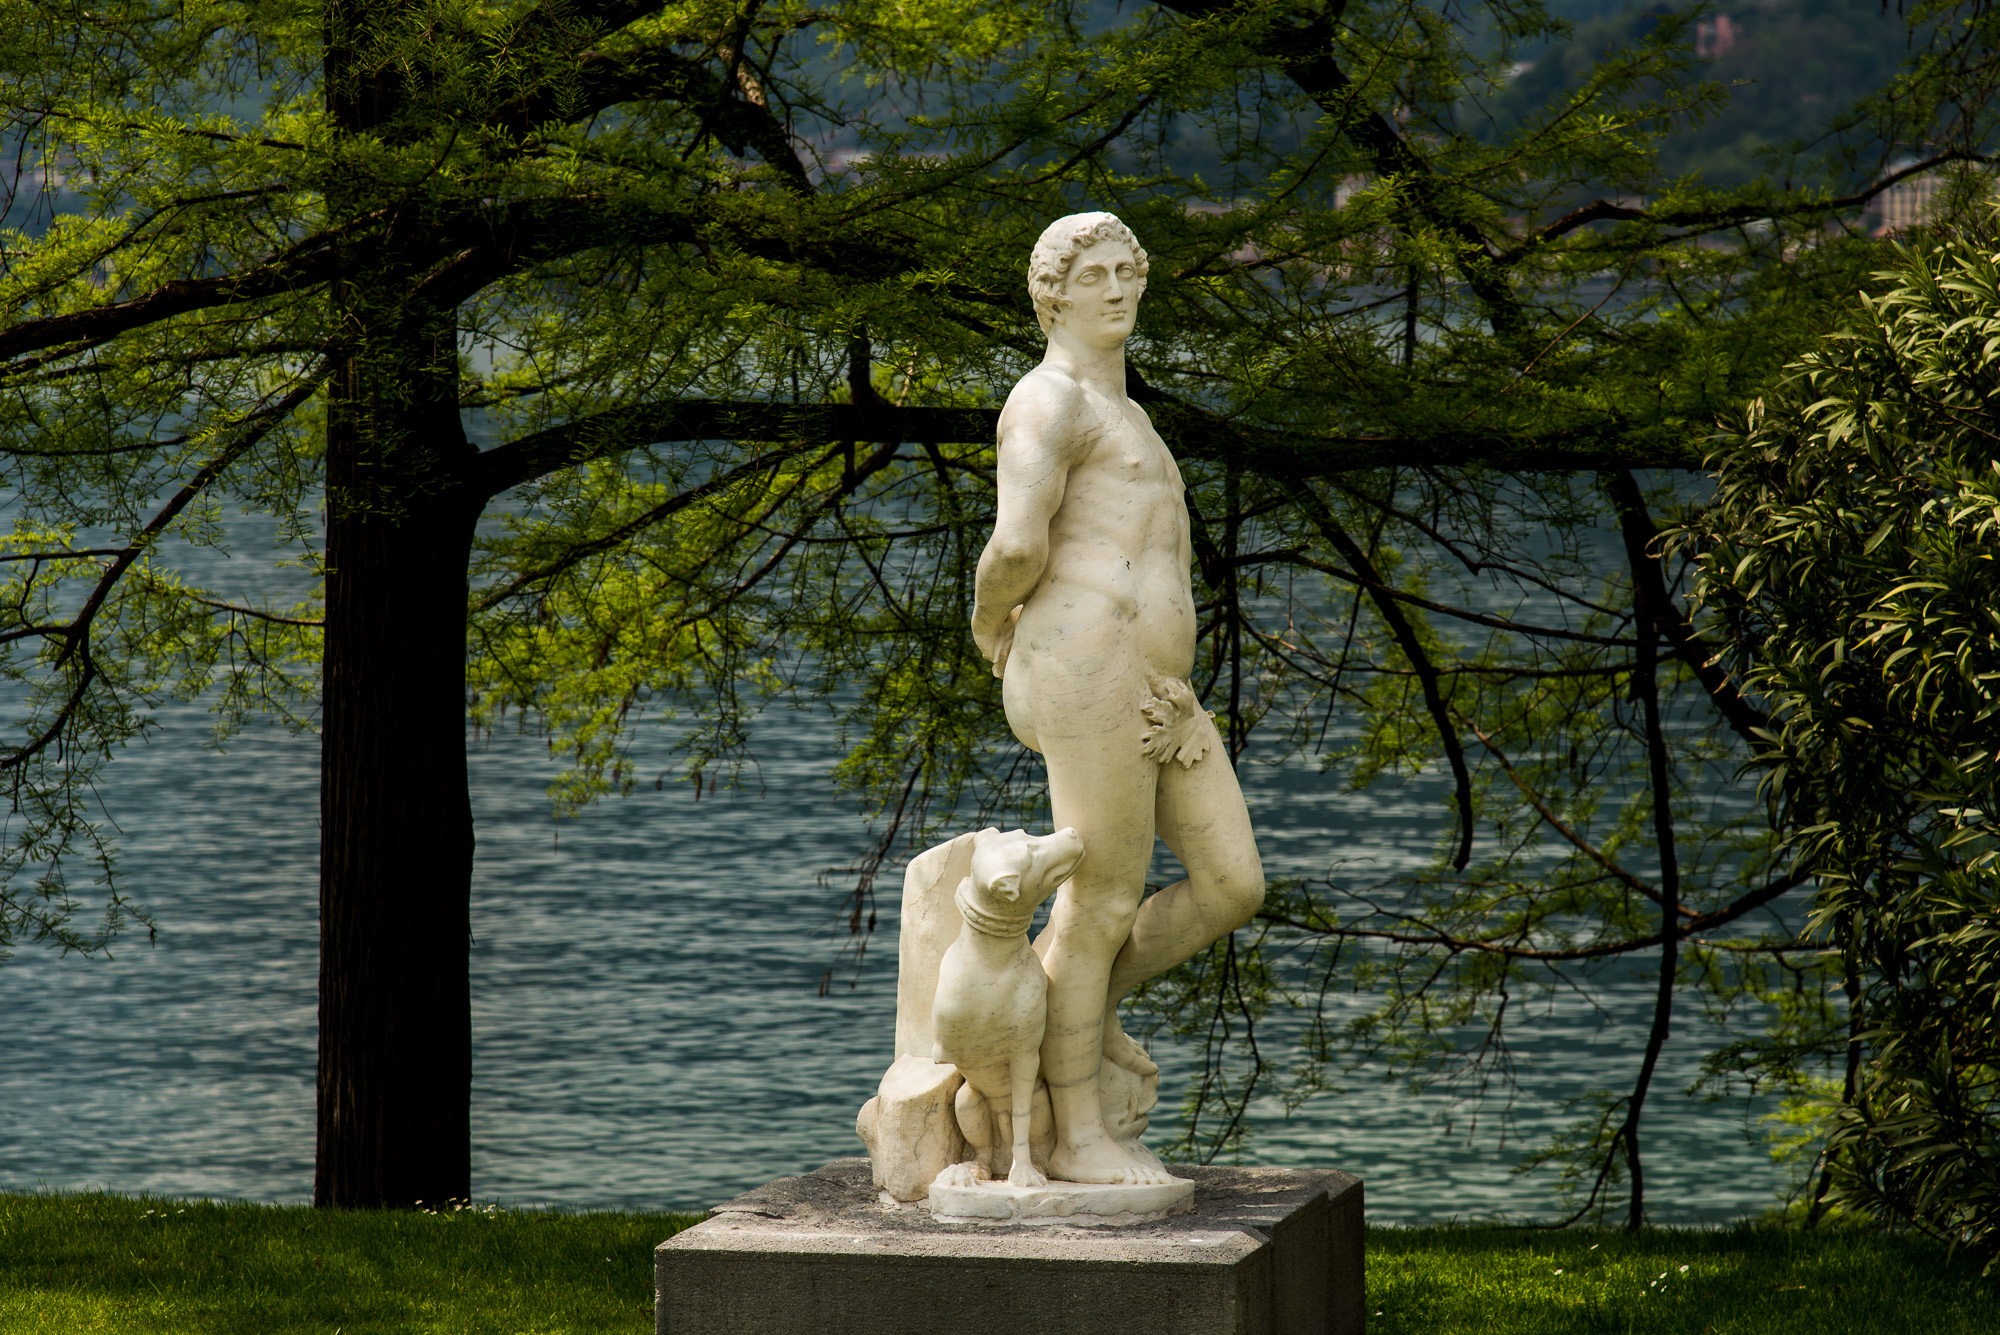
[1682,213,2000,1267]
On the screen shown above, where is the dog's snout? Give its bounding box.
[1043,827,1087,876]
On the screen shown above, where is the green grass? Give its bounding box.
[1369,1221,1997,1334]
[1,1191,1993,1333]
[0,1192,701,1333]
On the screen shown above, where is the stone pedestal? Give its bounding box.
[655,1157,1364,1335]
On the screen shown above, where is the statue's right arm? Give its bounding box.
[972,378,1084,667]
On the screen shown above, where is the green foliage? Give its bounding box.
[1681,210,2000,1262]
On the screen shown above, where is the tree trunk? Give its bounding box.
[315,315,481,1207]
[311,0,490,1210]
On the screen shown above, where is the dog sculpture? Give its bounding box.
[930,825,1085,1188]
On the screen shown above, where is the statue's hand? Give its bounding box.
[989,605,1023,679]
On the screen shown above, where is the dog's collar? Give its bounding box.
[954,875,1036,939]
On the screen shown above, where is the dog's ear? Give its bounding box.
[989,871,1022,903]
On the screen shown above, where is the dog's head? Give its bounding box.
[966,826,1085,916]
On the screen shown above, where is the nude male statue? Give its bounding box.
[970,212,1266,1186]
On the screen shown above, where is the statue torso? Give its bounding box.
[1004,368,1196,686]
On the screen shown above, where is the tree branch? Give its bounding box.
[463,400,996,499]
[1603,469,1771,746]
[0,246,342,364]
[493,43,815,195]
[1465,717,1679,912]
[472,440,817,609]
[183,593,324,627]
[1619,563,1683,1228]
[1267,550,1638,646]
[1503,151,1996,262]
[1126,367,1705,475]
[1261,867,1808,961]
[458,392,1714,501]
[1287,477,1477,870]
[2,364,329,773]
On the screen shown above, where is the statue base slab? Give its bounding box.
[926,1171,1195,1225]
[655,1157,1364,1335]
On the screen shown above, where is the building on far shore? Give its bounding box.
[1873,168,1943,236]
[1870,162,2000,237]
[1695,14,1739,61]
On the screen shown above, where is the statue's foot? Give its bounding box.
[933,1160,986,1190]
[1119,1137,1167,1173]
[1006,1159,1049,1189]
[1101,1021,1159,1078]
[1048,1135,1175,1186]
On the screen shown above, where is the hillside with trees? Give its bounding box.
[1487,1,1912,188]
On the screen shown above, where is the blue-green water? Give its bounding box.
[0,543,1793,1221]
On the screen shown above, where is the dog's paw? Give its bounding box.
[932,1160,986,1191]
[1006,1160,1049,1189]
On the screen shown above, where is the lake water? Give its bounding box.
[0,535,1798,1223]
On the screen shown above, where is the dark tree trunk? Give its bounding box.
[1611,470,1683,1232]
[314,306,481,1207]
[313,0,487,1211]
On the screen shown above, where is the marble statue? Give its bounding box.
[931,826,1082,1188]
[857,211,1266,1222]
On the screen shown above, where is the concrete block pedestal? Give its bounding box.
[655,1157,1363,1335]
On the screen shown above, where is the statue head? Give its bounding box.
[966,825,1085,920]
[1027,212,1150,337]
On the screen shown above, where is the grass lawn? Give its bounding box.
[1,1190,1992,1333]
[1368,1220,1995,1333]
[0,1192,700,1333]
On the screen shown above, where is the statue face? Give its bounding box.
[1055,238,1143,347]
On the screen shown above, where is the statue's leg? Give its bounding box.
[954,1078,998,1179]
[1033,696,1174,1186]
[1005,1051,1048,1188]
[1106,716,1265,1009]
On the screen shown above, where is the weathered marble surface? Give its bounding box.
[853,826,1162,1206]
[927,1169,1194,1225]
[932,827,1083,1189]
[858,211,1268,1214]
